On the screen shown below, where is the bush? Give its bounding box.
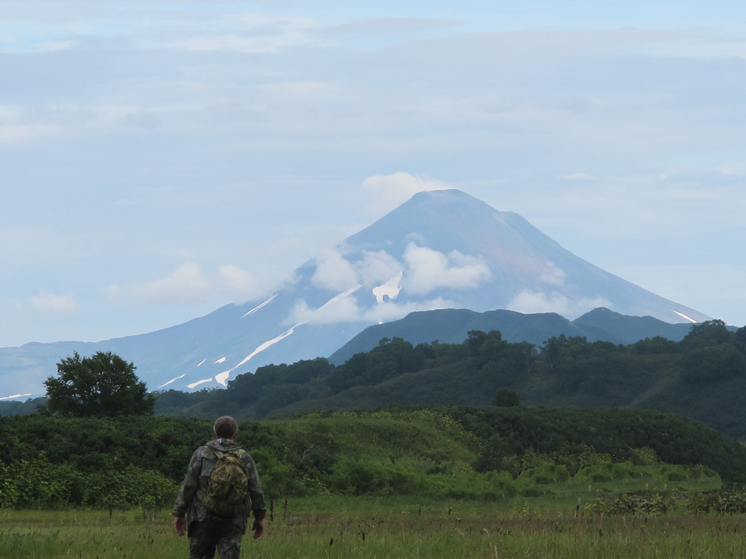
[0,453,176,509]
[521,465,570,485]
[327,458,391,495]
[654,464,714,483]
[589,493,673,515]
[575,462,637,484]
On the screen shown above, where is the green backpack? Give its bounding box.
[204,450,250,517]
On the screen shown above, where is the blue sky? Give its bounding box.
[1,0,745,347]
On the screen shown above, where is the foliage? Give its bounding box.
[42,352,155,418]
[681,319,734,349]
[0,452,175,509]
[589,484,746,516]
[0,404,741,509]
[588,492,675,515]
[492,388,520,407]
[151,320,746,442]
[0,398,46,418]
[0,415,211,483]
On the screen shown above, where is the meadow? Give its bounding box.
[3,496,746,559]
[3,406,746,557]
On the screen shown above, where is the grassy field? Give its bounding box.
[3,496,746,559]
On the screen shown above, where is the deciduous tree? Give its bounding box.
[41,351,154,418]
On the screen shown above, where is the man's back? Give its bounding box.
[173,438,265,533]
[173,416,266,559]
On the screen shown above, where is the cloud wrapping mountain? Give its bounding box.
[0,190,709,397]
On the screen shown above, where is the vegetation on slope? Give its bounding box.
[151,320,746,439]
[0,403,743,509]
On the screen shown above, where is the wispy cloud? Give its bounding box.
[312,248,402,292]
[218,265,261,298]
[402,243,492,295]
[288,289,456,326]
[288,285,362,325]
[362,173,451,216]
[30,290,76,314]
[107,262,266,307]
[114,263,210,305]
[507,290,612,320]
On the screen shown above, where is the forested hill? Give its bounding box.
[328,307,700,365]
[150,320,746,440]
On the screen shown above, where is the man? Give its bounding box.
[173,416,266,559]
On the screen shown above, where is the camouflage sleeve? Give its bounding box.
[244,453,266,521]
[172,448,203,518]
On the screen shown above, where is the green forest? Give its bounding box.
[146,319,746,439]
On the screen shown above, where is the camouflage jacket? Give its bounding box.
[172,439,266,533]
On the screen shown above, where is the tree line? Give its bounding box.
[148,320,746,439]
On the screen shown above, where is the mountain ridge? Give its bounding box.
[328,306,699,365]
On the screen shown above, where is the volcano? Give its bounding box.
[0,189,709,397]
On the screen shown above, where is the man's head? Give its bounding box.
[213,416,238,440]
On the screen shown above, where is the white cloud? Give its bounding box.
[219,265,260,298]
[362,172,451,215]
[263,81,339,99]
[356,251,403,287]
[312,248,403,291]
[507,290,612,320]
[0,123,58,144]
[362,297,455,323]
[288,288,455,326]
[105,261,276,309]
[312,248,360,292]
[30,290,76,314]
[402,243,492,295]
[539,262,567,286]
[136,262,210,304]
[170,14,318,53]
[109,263,210,306]
[288,286,362,324]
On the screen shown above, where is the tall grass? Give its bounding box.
[3,498,746,558]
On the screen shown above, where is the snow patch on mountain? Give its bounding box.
[187,378,212,389]
[241,294,278,318]
[213,322,307,387]
[215,357,226,364]
[158,373,187,389]
[373,271,403,303]
[0,393,31,400]
[673,310,697,323]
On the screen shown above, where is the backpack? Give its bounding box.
[203,449,250,517]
